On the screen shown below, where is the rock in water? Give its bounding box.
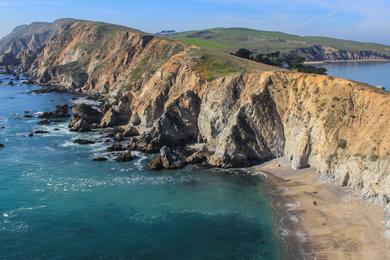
[147,154,163,170]
[33,130,49,134]
[147,147,186,170]
[54,104,70,117]
[73,139,96,145]
[115,150,134,162]
[0,144,4,148]
[106,143,125,152]
[93,157,108,162]
[69,103,102,132]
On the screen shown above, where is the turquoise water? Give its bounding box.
[0,74,281,259]
[316,61,390,90]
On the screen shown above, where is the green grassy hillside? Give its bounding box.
[168,28,390,56]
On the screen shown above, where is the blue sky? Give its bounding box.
[0,0,389,44]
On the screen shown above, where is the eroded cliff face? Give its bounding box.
[1,20,389,203]
[292,44,390,62]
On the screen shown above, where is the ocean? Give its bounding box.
[0,73,282,259]
[315,61,390,91]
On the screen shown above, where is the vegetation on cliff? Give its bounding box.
[233,48,327,75]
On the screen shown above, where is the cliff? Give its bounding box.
[1,19,389,204]
[292,44,390,62]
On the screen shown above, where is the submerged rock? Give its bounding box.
[0,143,4,148]
[93,156,108,162]
[33,130,49,134]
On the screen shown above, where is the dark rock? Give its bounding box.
[106,143,125,152]
[115,150,134,162]
[147,154,163,170]
[38,119,50,125]
[8,81,15,86]
[73,139,96,145]
[113,133,124,142]
[33,130,49,134]
[131,113,141,126]
[123,125,139,137]
[54,104,70,117]
[27,132,34,137]
[0,143,4,148]
[54,128,60,131]
[23,114,34,118]
[93,157,108,161]
[160,146,185,169]
[185,150,209,165]
[69,103,102,132]
[147,146,186,170]
[39,104,69,119]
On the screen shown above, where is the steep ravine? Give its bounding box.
[1,19,389,204]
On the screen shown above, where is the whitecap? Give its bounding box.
[285,202,301,211]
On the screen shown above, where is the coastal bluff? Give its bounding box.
[1,19,389,204]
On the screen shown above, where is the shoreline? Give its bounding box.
[253,159,390,260]
[304,59,390,65]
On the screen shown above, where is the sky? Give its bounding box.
[0,0,389,44]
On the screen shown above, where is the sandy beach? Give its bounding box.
[253,159,390,260]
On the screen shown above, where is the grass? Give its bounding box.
[167,28,390,56]
[171,37,227,50]
[189,48,279,81]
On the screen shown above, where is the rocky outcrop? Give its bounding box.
[1,19,389,204]
[292,44,390,62]
[147,146,185,170]
[69,103,102,132]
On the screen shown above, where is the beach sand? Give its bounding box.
[253,159,390,260]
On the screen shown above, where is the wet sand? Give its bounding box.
[253,159,390,260]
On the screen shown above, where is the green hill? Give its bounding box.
[167,28,390,61]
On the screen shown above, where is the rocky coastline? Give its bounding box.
[0,19,389,207]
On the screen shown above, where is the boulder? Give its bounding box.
[147,154,163,170]
[106,143,125,152]
[160,146,185,169]
[54,104,70,117]
[73,139,95,145]
[69,103,102,132]
[93,156,108,161]
[130,113,141,126]
[33,130,49,134]
[115,150,134,162]
[123,125,139,137]
[0,143,4,148]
